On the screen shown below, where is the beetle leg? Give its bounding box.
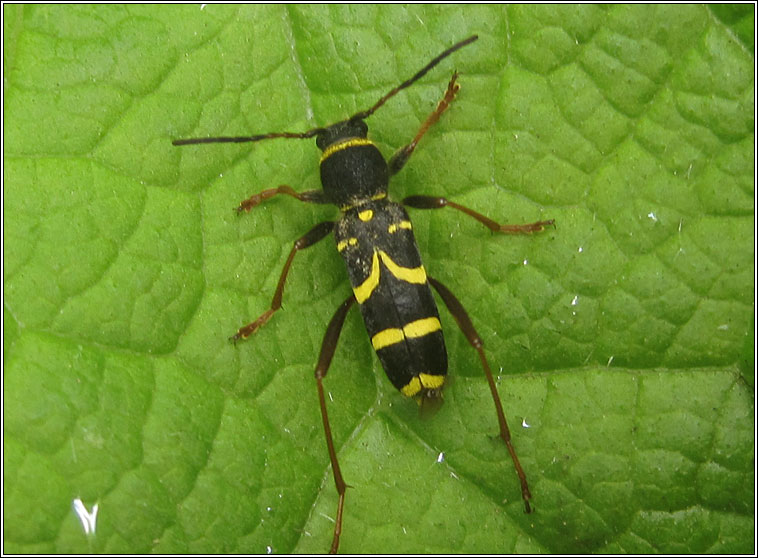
[313,295,357,553]
[403,195,554,234]
[231,221,335,342]
[388,72,461,176]
[428,276,532,513]
[236,184,328,213]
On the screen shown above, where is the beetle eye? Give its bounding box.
[353,119,368,136]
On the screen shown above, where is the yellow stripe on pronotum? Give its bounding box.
[320,137,375,163]
[339,192,387,212]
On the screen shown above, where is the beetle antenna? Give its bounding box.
[349,34,478,122]
[172,34,478,147]
[172,127,326,146]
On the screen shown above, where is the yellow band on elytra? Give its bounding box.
[352,251,380,303]
[371,317,442,351]
[400,373,445,397]
[379,251,427,284]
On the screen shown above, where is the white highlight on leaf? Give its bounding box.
[72,498,98,535]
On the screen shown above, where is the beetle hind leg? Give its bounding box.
[313,294,357,553]
[428,276,532,513]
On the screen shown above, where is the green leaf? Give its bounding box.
[4,4,753,554]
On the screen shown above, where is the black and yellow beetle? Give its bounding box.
[173,35,553,553]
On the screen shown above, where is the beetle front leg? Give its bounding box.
[388,72,461,176]
[236,184,328,213]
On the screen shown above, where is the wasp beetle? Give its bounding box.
[174,35,553,553]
